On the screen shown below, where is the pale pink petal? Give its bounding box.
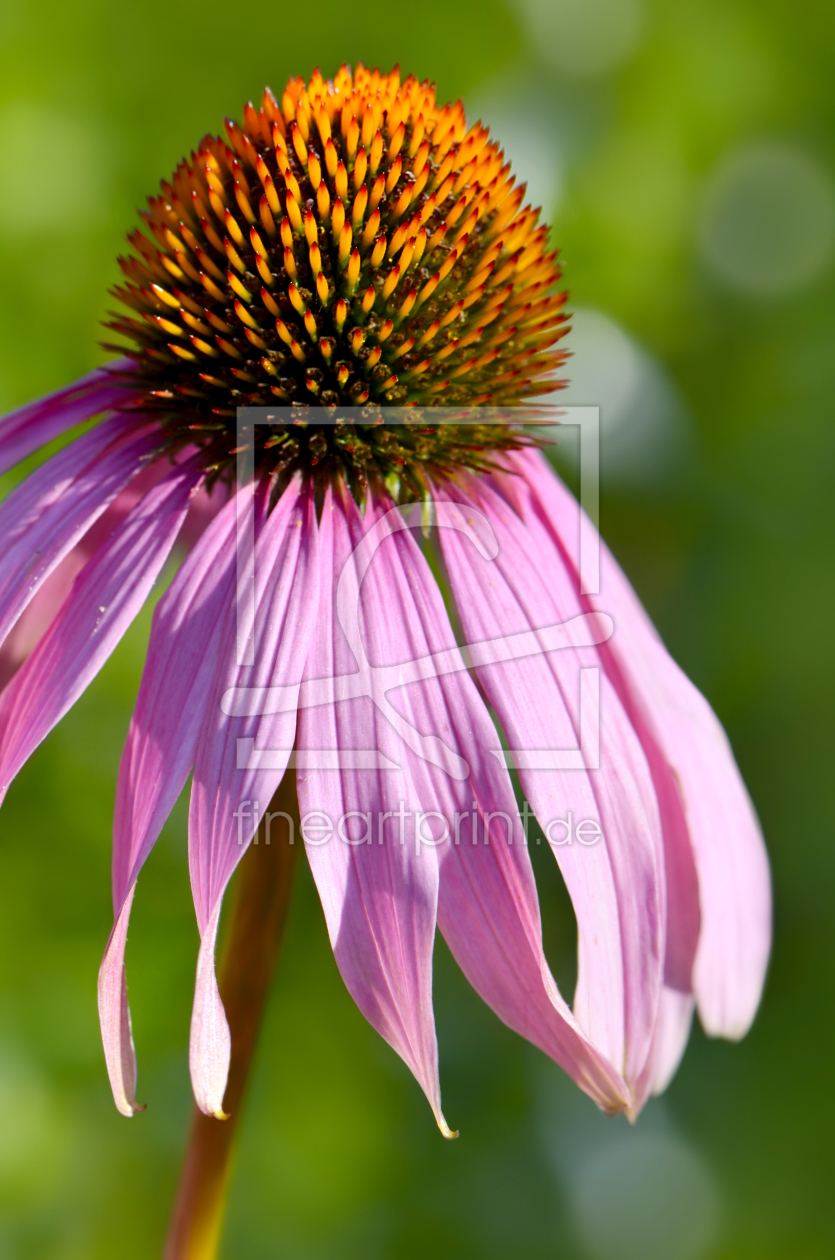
[296,488,449,1131]
[187,478,318,1117]
[436,478,665,1100]
[0,458,171,693]
[649,988,695,1096]
[0,417,161,650]
[0,457,202,801]
[512,449,771,1040]
[189,901,230,1119]
[97,484,263,1116]
[321,489,633,1116]
[97,885,141,1116]
[0,360,135,477]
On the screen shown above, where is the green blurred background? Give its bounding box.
[1,0,834,1256]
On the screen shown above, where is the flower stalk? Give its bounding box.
[164,771,301,1260]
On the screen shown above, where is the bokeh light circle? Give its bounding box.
[699,142,835,295]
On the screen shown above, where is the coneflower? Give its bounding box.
[0,64,770,1258]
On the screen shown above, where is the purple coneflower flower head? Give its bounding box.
[0,65,770,1134]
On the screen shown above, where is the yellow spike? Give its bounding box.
[284,246,297,279]
[361,285,375,312]
[286,194,303,234]
[304,309,318,339]
[224,239,246,272]
[382,266,400,300]
[392,336,415,359]
[170,343,197,361]
[324,137,338,178]
[350,328,365,353]
[352,185,368,228]
[391,184,414,221]
[366,345,382,368]
[370,234,387,268]
[205,308,232,334]
[353,148,368,189]
[385,157,402,194]
[346,117,359,157]
[319,336,334,361]
[416,272,440,307]
[308,153,322,189]
[377,319,394,342]
[259,196,276,236]
[397,288,417,321]
[316,271,329,304]
[346,248,361,289]
[335,161,348,201]
[436,247,461,283]
[261,286,281,316]
[261,356,278,375]
[331,198,346,239]
[317,181,331,221]
[228,272,252,302]
[255,254,274,286]
[148,313,183,337]
[292,123,308,164]
[304,209,319,247]
[337,363,350,385]
[309,241,322,273]
[181,309,211,335]
[418,319,440,347]
[161,256,185,281]
[398,238,416,272]
[290,339,306,363]
[388,121,406,162]
[234,184,256,224]
[369,129,384,175]
[280,217,294,249]
[335,298,348,331]
[216,336,243,359]
[249,226,266,256]
[338,222,353,266]
[190,336,219,356]
[149,282,180,308]
[199,272,226,302]
[276,319,293,346]
[369,173,386,213]
[245,327,268,350]
[288,282,306,315]
[284,168,302,204]
[439,298,464,328]
[361,209,381,251]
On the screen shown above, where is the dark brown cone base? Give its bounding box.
[164,770,301,1260]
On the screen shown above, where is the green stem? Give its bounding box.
[164,771,301,1260]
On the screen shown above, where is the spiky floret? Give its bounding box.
[106,64,569,490]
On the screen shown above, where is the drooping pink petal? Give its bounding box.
[97,885,141,1117]
[0,416,161,651]
[511,449,771,1040]
[298,488,631,1117]
[296,487,451,1131]
[187,477,318,1117]
[0,359,135,477]
[0,456,203,803]
[435,477,665,1102]
[0,457,171,694]
[649,988,695,1096]
[97,483,264,1116]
